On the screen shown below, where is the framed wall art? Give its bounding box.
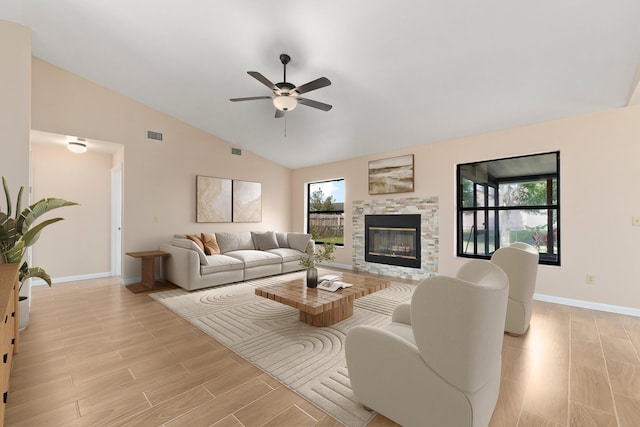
[196,176,232,223]
[368,154,415,195]
[232,180,262,222]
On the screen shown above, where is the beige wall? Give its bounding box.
[11,19,640,311]
[0,20,30,203]
[31,59,292,283]
[31,143,112,278]
[292,105,640,310]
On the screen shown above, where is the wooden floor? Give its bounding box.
[5,274,640,426]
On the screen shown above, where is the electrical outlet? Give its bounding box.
[586,274,595,285]
[633,216,640,227]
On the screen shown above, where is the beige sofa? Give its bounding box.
[160,231,313,291]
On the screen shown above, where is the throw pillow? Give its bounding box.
[288,233,312,253]
[172,238,208,265]
[252,231,279,251]
[236,231,255,250]
[201,233,221,255]
[215,232,240,253]
[187,234,205,251]
[276,232,289,248]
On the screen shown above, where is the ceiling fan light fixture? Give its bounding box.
[67,138,87,154]
[273,95,297,112]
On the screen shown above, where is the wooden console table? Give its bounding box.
[126,251,174,293]
[0,263,19,426]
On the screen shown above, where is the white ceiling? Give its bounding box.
[2,1,639,169]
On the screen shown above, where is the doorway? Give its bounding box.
[30,130,124,282]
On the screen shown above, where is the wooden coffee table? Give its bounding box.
[255,273,390,327]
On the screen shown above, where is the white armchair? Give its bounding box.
[491,242,539,335]
[345,260,509,427]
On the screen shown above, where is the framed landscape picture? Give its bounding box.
[368,154,414,195]
[233,180,262,222]
[196,176,232,223]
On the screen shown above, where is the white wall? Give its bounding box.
[292,105,640,311]
[0,20,30,210]
[31,58,293,283]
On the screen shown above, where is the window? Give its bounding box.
[307,179,345,246]
[457,152,560,265]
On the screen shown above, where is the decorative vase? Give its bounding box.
[19,296,29,331]
[306,267,318,288]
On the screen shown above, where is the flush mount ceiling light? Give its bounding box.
[67,138,87,154]
[272,95,297,112]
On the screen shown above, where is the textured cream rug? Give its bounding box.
[149,271,415,427]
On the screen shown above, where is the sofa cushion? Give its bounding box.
[225,250,282,268]
[216,232,255,253]
[187,234,205,250]
[276,232,289,248]
[252,231,279,250]
[287,233,312,253]
[267,248,306,263]
[201,233,221,255]
[171,238,209,265]
[200,254,244,275]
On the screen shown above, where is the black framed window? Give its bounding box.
[307,179,345,246]
[457,151,560,265]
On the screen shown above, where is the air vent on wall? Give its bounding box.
[146,130,163,141]
[231,148,242,156]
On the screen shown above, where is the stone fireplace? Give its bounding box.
[365,214,421,268]
[353,197,438,280]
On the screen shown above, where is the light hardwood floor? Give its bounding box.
[5,274,640,426]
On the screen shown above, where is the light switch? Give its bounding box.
[633,216,640,227]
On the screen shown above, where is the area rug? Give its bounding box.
[149,271,415,427]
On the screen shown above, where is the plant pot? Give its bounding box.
[19,295,29,331]
[306,267,318,288]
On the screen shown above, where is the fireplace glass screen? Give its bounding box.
[369,227,417,259]
[365,214,421,268]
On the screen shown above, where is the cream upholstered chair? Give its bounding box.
[491,242,539,335]
[345,260,509,427]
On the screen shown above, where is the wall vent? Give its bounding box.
[146,130,163,141]
[231,147,242,156]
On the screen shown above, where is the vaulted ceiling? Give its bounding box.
[2,1,639,169]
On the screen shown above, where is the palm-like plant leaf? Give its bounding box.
[0,213,16,253]
[1,177,76,290]
[2,177,12,218]
[19,263,52,286]
[21,217,64,247]
[17,198,78,234]
[5,240,25,264]
[15,185,23,220]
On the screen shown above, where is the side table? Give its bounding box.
[126,250,174,293]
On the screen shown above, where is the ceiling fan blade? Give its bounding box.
[275,109,285,119]
[297,97,332,111]
[293,77,331,95]
[248,71,277,91]
[229,96,272,102]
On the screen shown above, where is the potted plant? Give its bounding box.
[299,241,335,288]
[0,177,77,329]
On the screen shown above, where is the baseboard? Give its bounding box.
[534,293,640,318]
[34,269,639,317]
[31,272,112,286]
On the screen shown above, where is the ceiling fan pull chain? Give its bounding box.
[284,115,287,137]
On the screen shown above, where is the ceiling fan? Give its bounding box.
[230,54,332,118]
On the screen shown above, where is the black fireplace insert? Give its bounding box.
[365,214,421,268]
